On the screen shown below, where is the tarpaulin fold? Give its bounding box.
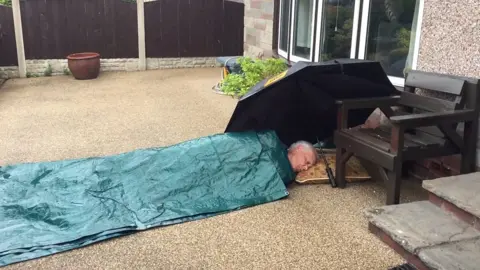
[0,131,294,266]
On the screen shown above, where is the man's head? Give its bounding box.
[287,141,318,173]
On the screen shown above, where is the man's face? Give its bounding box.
[288,147,317,172]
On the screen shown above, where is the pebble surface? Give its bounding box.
[0,69,426,269]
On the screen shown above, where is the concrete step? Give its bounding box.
[365,201,480,270]
[418,238,480,270]
[422,172,480,229]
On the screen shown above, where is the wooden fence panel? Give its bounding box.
[0,5,18,66]
[20,0,138,59]
[224,0,244,55]
[145,0,244,58]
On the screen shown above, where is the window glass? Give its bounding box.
[279,0,291,52]
[365,0,420,77]
[292,0,315,59]
[318,0,356,61]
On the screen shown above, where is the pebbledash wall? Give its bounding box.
[0,58,220,79]
[415,0,480,79]
[0,0,244,79]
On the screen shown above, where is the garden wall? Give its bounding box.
[1,57,219,78]
[0,0,244,78]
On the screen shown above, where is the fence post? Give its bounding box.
[137,0,146,71]
[11,0,26,78]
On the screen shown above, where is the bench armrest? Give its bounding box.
[390,109,476,128]
[336,96,401,110]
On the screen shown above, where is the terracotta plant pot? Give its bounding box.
[67,52,101,80]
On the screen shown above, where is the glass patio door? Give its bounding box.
[314,0,362,62]
[357,0,422,85]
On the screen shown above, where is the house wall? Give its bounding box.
[243,0,275,58]
[412,0,480,101]
[416,0,480,78]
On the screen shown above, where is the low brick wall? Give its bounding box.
[0,57,220,79]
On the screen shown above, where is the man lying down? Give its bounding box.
[0,130,317,266]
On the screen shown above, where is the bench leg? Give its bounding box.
[386,165,402,205]
[336,147,347,188]
[461,121,477,174]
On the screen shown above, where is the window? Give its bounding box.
[315,0,357,61]
[359,0,422,84]
[291,0,315,61]
[277,0,424,86]
[278,0,291,57]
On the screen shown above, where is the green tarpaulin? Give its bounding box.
[0,131,294,266]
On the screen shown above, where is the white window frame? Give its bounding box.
[288,0,317,62]
[277,0,289,59]
[357,0,424,87]
[276,0,425,88]
[314,0,362,62]
[411,0,424,71]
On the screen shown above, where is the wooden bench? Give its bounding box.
[334,70,480,205]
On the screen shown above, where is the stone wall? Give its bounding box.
[0,66,19,79]
[243,0,275,58]
[0,57,219,79]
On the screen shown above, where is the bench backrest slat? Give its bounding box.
[406,70,466,95]
[398,91,458,112]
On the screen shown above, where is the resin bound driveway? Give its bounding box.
[0,68,427,269]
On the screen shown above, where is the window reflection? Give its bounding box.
[365,0,420,77]
[292,0,314,59]
[319,0,356,61]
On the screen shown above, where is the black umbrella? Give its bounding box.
[224,59,400,146]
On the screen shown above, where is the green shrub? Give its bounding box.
[221,57,288,98]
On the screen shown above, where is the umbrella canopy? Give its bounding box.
[224,59,400,146]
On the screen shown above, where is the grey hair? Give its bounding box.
[288,140,317,154]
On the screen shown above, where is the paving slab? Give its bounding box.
[423,172,480,218]
[365,201,480,254]
[418,237,480,270]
